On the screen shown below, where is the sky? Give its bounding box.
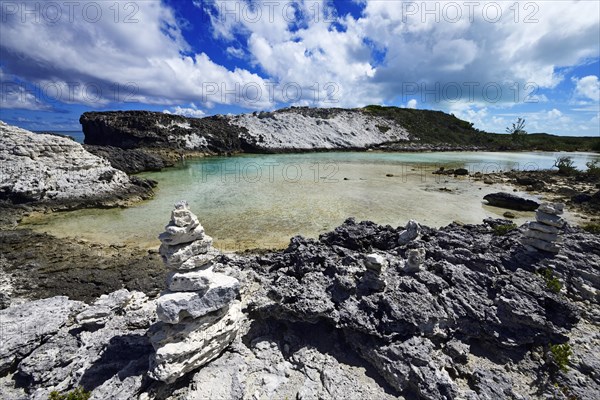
[0,0,598,136]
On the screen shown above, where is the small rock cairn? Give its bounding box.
[148,201,241,383]
[521,203,565,253]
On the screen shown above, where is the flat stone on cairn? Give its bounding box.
[521,202,565,253]
[148,201,241,384]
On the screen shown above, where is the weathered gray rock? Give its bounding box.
[528,221,560,234]
[167,268,239,293]
[536,210,565,228]
[178,248,221,271]
[156,280,239,324]
[522,237,561,253]
[524,229,559,243]
[159,237,213,268]
[538,202,564,215]
[0,296,85,375]
[148,302,242,384]
[483,192,540,211]
[0,121,152,207]
[364,253,387,273]
[405,248,426,272]
[398,219,421,244]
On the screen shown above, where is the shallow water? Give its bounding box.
[22,151,600,250]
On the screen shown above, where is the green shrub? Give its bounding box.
[549,343,572,372]
[585,160,600,177]
[493,223,517,236]
[553,156,578,175]
[537,268,562,293]
[581,223,600,234]
[49,387,91,400]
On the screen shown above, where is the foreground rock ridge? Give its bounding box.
[1,215,599,399]
[150,201,241,383]
[0,121,154,211]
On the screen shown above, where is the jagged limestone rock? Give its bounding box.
[159,237,213,268]
[156,281,239,324]
[398,220,421,245]
[148,302,242,384]
[364,253,387,273]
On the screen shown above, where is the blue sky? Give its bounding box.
[0,0,598,136]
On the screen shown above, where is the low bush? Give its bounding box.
[581,223,600,234]
[585,160,600,177]
[537,268,562,293]
[549,343,572,372]
[493,223,517,236]
[553,156,578,175]
[49,387,91,400]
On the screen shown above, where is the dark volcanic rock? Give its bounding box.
[84,145,168,174]
[483,192,540,211]
[1,219,599,399]
[80,111,245,153]
[242,218,599,398]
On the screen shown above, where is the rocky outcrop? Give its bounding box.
[80,111,244,153]
[230,108,411,151]
[1,216,599,399]
[84,145,168,174]
[80,108,413,155]
[483,191,540,211]
[0,121,154,209]
[149,201,241,383]
[522,203,565,253]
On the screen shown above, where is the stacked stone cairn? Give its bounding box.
[521,202,565,253]
[148,201,242,383]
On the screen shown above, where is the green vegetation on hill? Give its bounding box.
[362,105,492,146]
[362,105,599,152]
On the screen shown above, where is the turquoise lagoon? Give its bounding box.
[22,151,600,250]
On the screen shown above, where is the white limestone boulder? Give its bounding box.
[528,221,560,234]
[156,278,240,324]
[159,236,213,269]
[523,229,559,243]
[535,211,565,228]
[167,269,238,293]
[538,203,564,216]
[178,248,221,271]
[405,248,426,273]
[148,302,242,384]
[399,220,421,245]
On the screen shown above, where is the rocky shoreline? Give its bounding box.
[0,121,157,226]
[1,205,599,399]
[1,117,599,399]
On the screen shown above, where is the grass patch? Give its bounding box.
[361,105,599,151]
[493,223,517,236]
[581,223,600,234]
[49,387,91,400]
[537,268,562,293]
[549,343,572,372]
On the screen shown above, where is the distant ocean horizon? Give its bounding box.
[34,130,85,143]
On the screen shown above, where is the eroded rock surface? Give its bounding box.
[1,218,598,399]
[0,121,154,208]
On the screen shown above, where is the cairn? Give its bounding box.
[148,201,241,384]
[521,202,565,253]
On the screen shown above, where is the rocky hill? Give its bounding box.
[79,107,487,160]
